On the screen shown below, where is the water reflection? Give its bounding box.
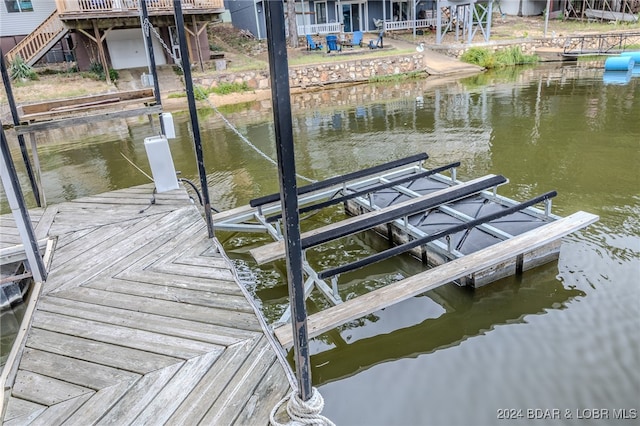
[2,64,638,425]
[309,263,584,385]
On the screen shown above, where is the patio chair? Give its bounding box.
[368,30,384,49]
[343,31,364,48]
[326,35,341,53]
[306,35,323,51]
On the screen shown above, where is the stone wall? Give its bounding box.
[433,31,640,58]
[194,53,426,90]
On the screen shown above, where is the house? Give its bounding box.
[224,0,572,44]
[1,0,225,75]
[0,0,72,63]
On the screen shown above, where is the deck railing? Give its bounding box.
[55,0,224,14]
[5,11,68,65]
[297,22,344,35]
[383,15,444,32]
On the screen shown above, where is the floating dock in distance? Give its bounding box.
[212,153,598,344]
[7,89,160,134]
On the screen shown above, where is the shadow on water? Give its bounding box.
[299,261,585,385]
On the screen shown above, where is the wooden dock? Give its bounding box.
[1,184,292,425]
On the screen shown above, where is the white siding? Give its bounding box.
[0,0,57,37]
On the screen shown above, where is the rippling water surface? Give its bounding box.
[2,64,638,425]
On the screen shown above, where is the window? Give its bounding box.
[315,2,327,24]
[5,0,33,13]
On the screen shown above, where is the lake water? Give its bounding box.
[2,63,639,425]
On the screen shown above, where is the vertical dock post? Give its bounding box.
[172,0,214,238]
[140,0,165,135]
[0,49,41,206]
[0,122,46,282]
[264,0,312,402]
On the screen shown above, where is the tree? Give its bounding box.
[287,0,299,48]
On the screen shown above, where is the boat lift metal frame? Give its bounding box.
[213,154,559,325]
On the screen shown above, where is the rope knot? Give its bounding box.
[270,387,335,426]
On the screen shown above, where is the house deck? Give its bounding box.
[0,184,291,425]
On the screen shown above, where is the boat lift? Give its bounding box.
[212,153,598,329]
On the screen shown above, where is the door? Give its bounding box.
[106,28,167,70]
[341,2,363,33]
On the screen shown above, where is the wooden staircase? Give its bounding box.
[5,11,68,66]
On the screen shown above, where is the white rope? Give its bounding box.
[143,18,317,184]
[270,387,335,426]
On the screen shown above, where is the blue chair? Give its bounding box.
[306,35,323,51]
[326,35,341,53]
[343,31,364,48]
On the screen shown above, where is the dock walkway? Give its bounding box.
[1,184,291,425]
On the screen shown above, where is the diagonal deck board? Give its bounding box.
[165,337,263,425]
[2,184,292,425]
[26,328,181,374]
[84,277,255,313]
[19,348,140,390]
[50,286,261,331]
[11,371,93,406]
[32,310,224,359]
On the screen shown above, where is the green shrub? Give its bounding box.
[368,71,424,83]
[461,46,538,68]
[494,46,538,67]
[460,47,494,68]
[9,56,38,81]
[210,82,250,95]
[88,61,118,81]
[169,82,251,100]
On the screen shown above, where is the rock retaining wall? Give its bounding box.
[194,53,426,90]
[432,32,640,58]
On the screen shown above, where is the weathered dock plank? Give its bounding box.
[19,348,140,390]
[130,350,223,425]
[11,370,93,406]
[26,328,181,374]
[95,363,183,425]
[33,310,225,359]
[26,393,93,426]
[50,286,261,331]
[85,278,254,313]
[275,211,599,348]
[165,337,262,425]
[2,398,45,426]
[2,183,292,425]
[61,379,138,425]
[199,336,284,426]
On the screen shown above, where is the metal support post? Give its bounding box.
[0,49,41,206]
[173,0,214,238]
[0,122,46,282]
[264,0,313,402]
[140,0,165,135]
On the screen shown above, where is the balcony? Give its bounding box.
[55,0,225,18]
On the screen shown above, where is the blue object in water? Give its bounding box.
[604,56,635,71]
[619,51,640,64]
[603,70,632,85]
